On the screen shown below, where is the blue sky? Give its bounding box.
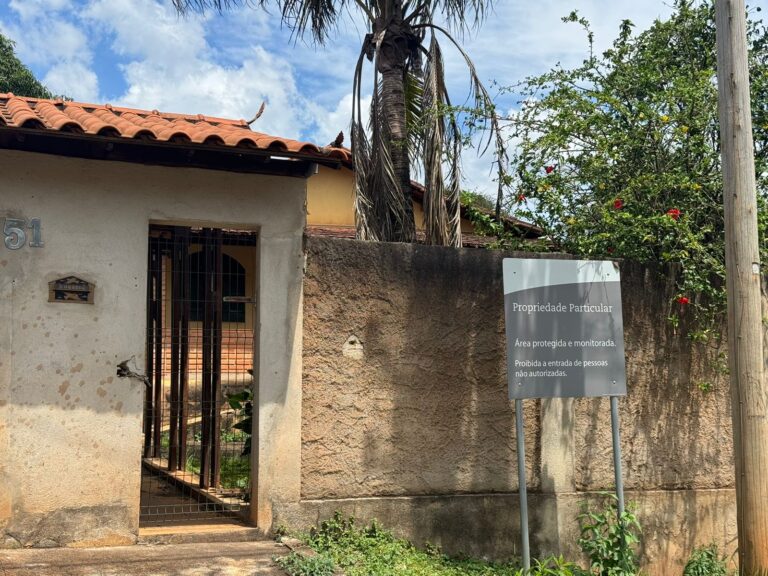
[2,0,763,194]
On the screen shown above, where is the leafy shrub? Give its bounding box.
[305,512,524,575]
[682,544,730,576]
[525,555,589,575]
[275,551,336,576]
[577,495,641,576]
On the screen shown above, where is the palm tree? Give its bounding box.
[172,0,504,246]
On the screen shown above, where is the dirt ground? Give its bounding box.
[0,540,289,576]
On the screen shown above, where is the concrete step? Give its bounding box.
[0,540,288,575]
[138,520,265,545]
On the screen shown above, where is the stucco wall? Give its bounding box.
[306,165,475,233]
[0,149,306,547]
[298,236,764,575]
[302,238,542,499]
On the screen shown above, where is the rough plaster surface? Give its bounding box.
[302,238,543,498]
[573,262,736,492]
[299,237,764,574]
[0,149,305,546]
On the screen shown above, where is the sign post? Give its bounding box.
[503,259,628,569]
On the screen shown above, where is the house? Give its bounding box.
[0,93,338,546]
[0,92,539,548]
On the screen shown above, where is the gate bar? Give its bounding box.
[211,228,223,488]
[200,228,214,488]
[168,228,184,472]
[143,238,154,458]
[178,228,191,469]
[151,240,163,458]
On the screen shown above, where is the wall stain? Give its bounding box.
[58,381,70,396]
[70,363,83,374]
[96,388,106,398]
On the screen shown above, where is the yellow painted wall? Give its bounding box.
[306,166,356,227]
[307,166,475,233]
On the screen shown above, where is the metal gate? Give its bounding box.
[140,225,256,525]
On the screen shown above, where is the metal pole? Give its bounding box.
[515,398,531,570]
[610,395,625,517]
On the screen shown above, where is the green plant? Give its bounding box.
[501,0,768,333]
[682,544,730,576]
[304,512,524,575]
[275,551,336,576]
[696,381,714,393]
[226,385,253,457]
[577,495,641,576]
[521,556,589,576]
[185,454,250,491]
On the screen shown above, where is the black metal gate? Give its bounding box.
[140,225,256,525]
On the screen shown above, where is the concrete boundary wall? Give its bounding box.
[294,236,766,575]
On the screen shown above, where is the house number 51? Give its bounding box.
[3,218,44,250]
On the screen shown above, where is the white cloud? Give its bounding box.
[2,1,97,100]
[43,61,99,101]
[306,92,373,148]
[8,0,73,22]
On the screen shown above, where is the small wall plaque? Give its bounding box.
[48,276,94,304]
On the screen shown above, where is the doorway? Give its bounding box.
[140,225,257,526]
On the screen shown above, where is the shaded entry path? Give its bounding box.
[0,541,289,576]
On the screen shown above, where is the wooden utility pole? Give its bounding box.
[715,0,768,572]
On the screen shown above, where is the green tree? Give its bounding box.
[0,34,53,99]
[505,1,768,330]
[172,0,504,246]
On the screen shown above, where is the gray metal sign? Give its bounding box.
[503,259,627,399]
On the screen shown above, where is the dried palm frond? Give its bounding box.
[417,21,508,219]
[352,44,378,241]
[421,35,449,245]
[368,72,408,241]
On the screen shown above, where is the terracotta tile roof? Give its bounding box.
[0,93,351,163]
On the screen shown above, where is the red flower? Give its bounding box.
[677,296,690,305]
[613,198,623,210]
[545,165,555,174]
[607,247,615,254]
[518,194,526,202]
[667,208,681,220]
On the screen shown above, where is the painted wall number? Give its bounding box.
[2,217,43,250]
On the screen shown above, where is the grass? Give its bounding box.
[185,454,250,490]
[290,514,585,576]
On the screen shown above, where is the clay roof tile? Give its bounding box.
[0,93,353,163]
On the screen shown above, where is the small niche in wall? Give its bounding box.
[48,276,95,304]
[342,334,364,359]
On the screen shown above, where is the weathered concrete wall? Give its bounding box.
[302,240,543,499]
[0,149,306,546]
[296,236,763,575]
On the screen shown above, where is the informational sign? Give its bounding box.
[503,259,626,399]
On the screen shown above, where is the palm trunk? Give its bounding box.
[380,65,415,242]
[374,4,416,243]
